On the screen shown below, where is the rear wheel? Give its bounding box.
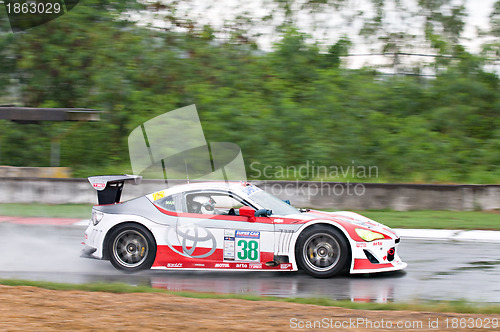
[295,225,350,278]
[107,223,156,272]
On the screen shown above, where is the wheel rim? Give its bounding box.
[112,230,149,268]
[302,232,341,272]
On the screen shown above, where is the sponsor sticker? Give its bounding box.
[93,182,106,189]
[249,263,262,269]
[241,185,261,196]
[224,230,261,262]
[280,263,292,270]
[166,263,182,268]
[224,230,235,260]
[356,243,367,248]
[152,191,165,201]
[235,230,260,239]
[215,263,230,268]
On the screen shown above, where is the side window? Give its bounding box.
[184,191,246,215]
[155,194,181,212]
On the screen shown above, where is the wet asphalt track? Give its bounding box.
[1,222,499,303]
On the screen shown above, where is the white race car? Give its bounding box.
[83,175,407,278]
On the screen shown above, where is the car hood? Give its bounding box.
[274,210,399,239]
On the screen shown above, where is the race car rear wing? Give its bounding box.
[88,175,142,205]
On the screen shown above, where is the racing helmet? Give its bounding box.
[190,195,216,214]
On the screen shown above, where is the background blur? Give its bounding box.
[0,0,499,183]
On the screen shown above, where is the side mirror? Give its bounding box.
[239,206,256,222]
[255,209,272,217]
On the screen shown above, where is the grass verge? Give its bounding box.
[1,279,499,314]
[0,203,92,219]
[357,210,500,230]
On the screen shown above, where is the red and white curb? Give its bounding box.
[0,216,89,226]
[75,219,91,226]
[395,228,500,243]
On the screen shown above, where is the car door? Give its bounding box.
[164,189,275,270]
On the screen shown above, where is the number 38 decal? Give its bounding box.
[235,231,260,262]
[237,239,259,261]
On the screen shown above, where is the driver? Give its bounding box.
[189,195,216,214]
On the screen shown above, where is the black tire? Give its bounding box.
[295,225,350,278]
[107,223,156,272]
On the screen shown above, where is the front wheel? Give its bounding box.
[295,225,350,278]
[107,223,156,272]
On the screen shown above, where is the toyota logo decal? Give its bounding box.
[165,224,217,258]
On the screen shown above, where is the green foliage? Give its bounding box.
[0,2,498,184]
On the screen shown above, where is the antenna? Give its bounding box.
[185,159,190,184]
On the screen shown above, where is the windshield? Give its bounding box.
[248,190,300,216]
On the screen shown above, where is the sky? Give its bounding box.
[134,0,497,72]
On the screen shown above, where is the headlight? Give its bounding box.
[355,228,385,242]
[91,210,104,226]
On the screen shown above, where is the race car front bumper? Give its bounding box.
[350,238,407,274]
